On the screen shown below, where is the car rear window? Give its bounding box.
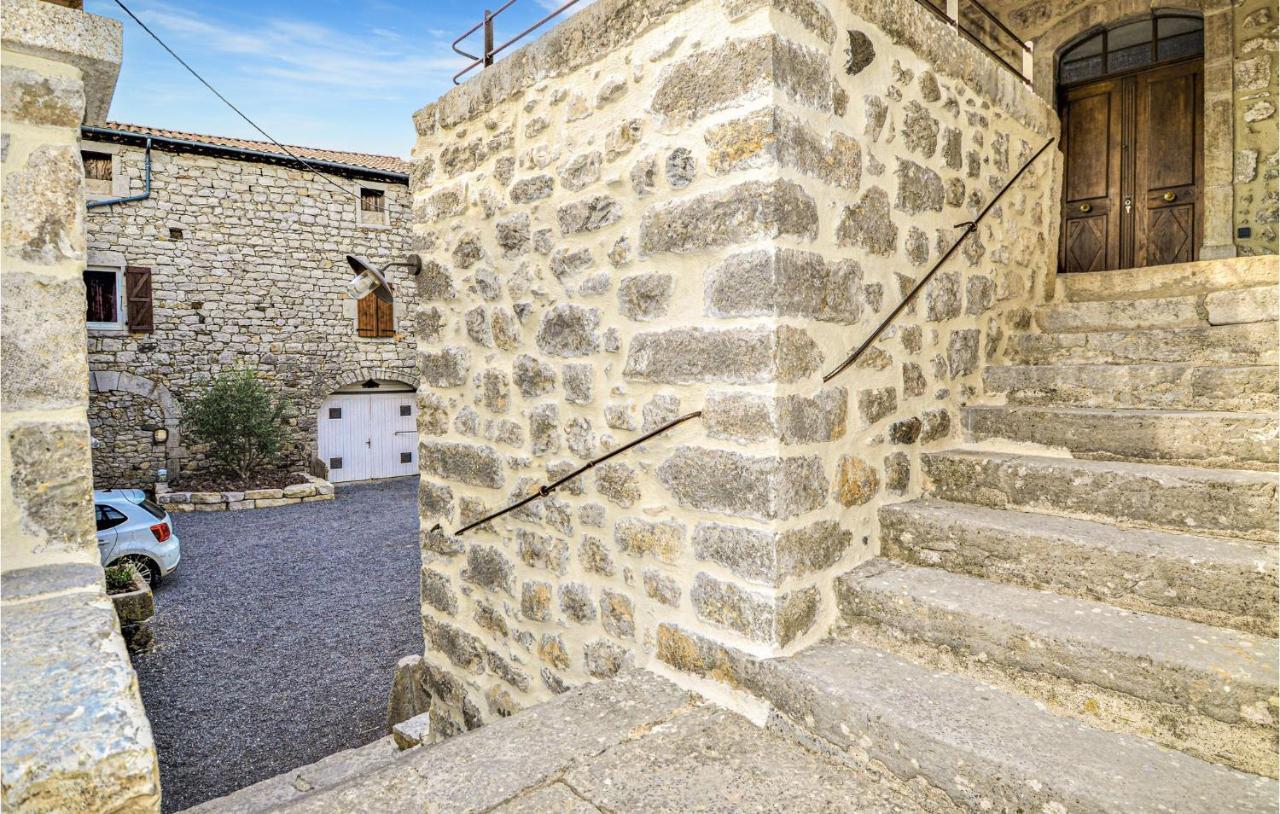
[139,498,166,519]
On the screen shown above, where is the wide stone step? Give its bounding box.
[983,363,1278,412]
[755,638,1279,813]
[183,670,928,813]
[1059,256,1278,303]
[1005,322,1277,366]
[879,498,1278,636]
[1038,285,1277,333]
[962,405,1278,471]
[921,450,1278,543]
[834,560,1278,775]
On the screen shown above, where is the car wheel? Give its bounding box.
[121,555,160,587]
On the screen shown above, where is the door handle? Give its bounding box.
[1123,197,1133,214]
[1078,203,1092,213]
[1162,191,1176,202]
[366,439,372,448]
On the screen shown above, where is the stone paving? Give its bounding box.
[133,477,420,813]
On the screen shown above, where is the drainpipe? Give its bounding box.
[86,136,152,210]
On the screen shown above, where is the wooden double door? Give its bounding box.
[1059,58,1203,273]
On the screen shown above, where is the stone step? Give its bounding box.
[1005,322,1278,366]
[181,735,407,813]
[921,450,1278,543]
[962,405,1278,471]
[1059,256,1278,303]
[834,559,1279,776]
[879,498,1278,637]
[1037,286,1278,335]
[755,637,1279,813]
[182,670,930,813]
[983,363,1278,412]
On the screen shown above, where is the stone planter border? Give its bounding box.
[156,473,335,512]
[108,563,155,652]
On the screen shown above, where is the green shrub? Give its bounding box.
[184,368,289,480]
[105,564,134,592]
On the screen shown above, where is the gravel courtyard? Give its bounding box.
[133,476,421,813]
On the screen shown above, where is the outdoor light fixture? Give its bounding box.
[152,427,168,444]
[345,254,422,303]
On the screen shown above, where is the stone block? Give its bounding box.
[513,355,556,397]
[704,248,863,324]
[516,529,568,574]
[895,158,944,213]
[3,144,84,265]
[618,273,672,321]
[583,639,632,679]
[558,583,596,623]
[594,461,640,508]
[693,519,851,584]
[836,187,897,255]
[282,483,316,499]
[521,581,552,621]
[422,569,459,615]
[614,518,684,564]
[420,347,470,387]
[639,180,817,254]
[424,616,486,673]
[643,568,682,607]
[556,195,622,234]
[536,304,600,357]
[1,274,89,411]
[7,420,96,553]
[658,446,826,521]
[624,325,821,384]
[391,711,432,750]
[420,441,504,488]
[691,572,819,645]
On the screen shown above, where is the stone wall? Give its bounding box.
[1231,0,1278,256]
[0,0,160,810]
[409,0,1057,735]
[85,144,414,486]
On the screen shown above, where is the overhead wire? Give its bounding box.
[111,0,373,203]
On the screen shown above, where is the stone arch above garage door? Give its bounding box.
[328,366,419,394]
[88,370,182,486]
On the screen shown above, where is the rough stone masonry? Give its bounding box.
[405,0,1059,736]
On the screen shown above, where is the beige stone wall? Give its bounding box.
[1,0,159,810]
[409,0,1057,734]
[84,146,414,485]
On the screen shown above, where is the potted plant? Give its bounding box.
[106,563,154,651]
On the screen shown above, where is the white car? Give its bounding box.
[95,489,181,586]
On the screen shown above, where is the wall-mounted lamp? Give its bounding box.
[152,427,169,444]
[344,254,423,302]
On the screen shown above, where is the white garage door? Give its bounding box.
[317,392,416,483]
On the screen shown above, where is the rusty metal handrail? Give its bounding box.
[429,138,1055,538]
[452,0,588,84]
[914,0,1032,84]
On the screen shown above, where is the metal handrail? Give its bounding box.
[452,0,588,84]
[429,137,1055,538]
[913,0,1031,84]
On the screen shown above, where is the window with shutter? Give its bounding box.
[84,269,120,326]
[357,292,395,338]
[125,267,154,333]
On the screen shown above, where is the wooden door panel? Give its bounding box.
[1134,59,1203,268]
[1060,79,1122,273]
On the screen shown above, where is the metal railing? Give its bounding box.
[915,0,1033,84]
[431,137,1056,538]
[452,0,587,84]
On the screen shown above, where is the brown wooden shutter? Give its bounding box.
[357,293,378,337]
[377,296,395,337]
[124,266,154,333]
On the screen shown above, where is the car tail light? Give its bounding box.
[150,522,171,543]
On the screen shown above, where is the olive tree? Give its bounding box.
[183,368,289,480]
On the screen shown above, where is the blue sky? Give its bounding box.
[86,0,590,157]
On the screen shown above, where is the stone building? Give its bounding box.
[82,123,415,488]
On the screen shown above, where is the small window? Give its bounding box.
[83,150,112,181]
[169,227,184,240]
[85,268,123,328]
[357,293,394,338]
[1058,13,1202,86]
[400,452,412,464]
[358,187,389,227]
[399,404,412,417]
[95,505,128,531]
[328,407,342,419]
[329,457,343,470]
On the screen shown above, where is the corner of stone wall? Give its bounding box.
[407,0,1059,735]
[1,2,160,810]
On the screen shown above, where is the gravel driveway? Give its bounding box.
[133,476,421,813]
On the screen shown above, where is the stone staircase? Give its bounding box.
[747,257,1280,812]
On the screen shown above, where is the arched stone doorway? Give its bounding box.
[88,370,182,488]
[315,369,417,483]
[1001,0,1235,261]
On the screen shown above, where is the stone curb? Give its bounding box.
[156,473,335,513]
